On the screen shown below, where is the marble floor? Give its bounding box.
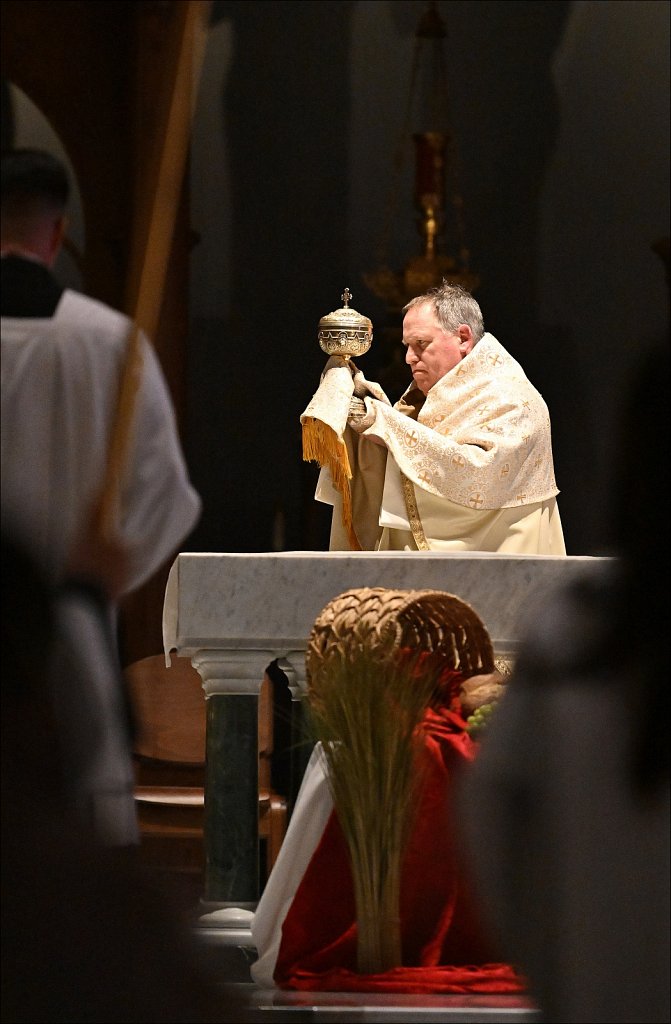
[230,986,541,1023]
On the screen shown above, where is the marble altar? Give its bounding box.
[162,550,609,936]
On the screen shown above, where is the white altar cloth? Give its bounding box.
[163,551,608,667]
[250,745,332,986]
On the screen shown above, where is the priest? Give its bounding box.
[302,281,565,555]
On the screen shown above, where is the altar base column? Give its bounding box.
[191,648,274,934]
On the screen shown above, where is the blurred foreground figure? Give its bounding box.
[458,343,670,1024]
[1,147,202,845]
[1,532,246,1024]
[1,147,201,595]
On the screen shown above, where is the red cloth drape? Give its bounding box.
[274,698,526,993]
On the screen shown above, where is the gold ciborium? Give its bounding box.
[318,287,373,361]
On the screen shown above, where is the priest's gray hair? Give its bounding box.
[403,280,485,343]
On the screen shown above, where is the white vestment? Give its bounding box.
[251,745,333,987]
[308,334,565,554]
[1,289,201,592]
[2,287,201,845]
[53,586,140,845]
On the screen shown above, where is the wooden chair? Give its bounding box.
[124,655,287,890]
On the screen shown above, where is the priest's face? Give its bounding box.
[402,303,472,395]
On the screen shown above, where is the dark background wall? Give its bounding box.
[3,1,669,568]
[186,0,669,558]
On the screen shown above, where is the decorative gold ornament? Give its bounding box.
[318,287,373,361]
[363,3,479,317]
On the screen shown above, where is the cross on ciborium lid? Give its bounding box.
[318,287,373,360]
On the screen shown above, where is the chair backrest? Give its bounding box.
[124,655,275,770]
[124,654,206,769]
[124,655,287,881]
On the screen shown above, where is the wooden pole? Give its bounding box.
[97,0,211,539]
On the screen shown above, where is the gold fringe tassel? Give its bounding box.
[302,418,361,551]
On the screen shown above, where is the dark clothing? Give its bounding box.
[0,253,63,317]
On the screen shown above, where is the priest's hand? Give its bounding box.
[348,395,367,423]
[347,395,377,433]
[323,354,355,374]
[320,355,357,387]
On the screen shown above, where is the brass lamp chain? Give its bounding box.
[374,1,471,274]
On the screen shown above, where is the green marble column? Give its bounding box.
[204,693,259,903]
[192,649,275,912]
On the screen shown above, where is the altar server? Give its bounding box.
[1,147,201,594]
[1,147,201,845]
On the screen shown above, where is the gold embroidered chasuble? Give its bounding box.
[366,333,559,510]
[302,334,565,554]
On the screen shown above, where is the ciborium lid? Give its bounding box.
[318,287,373,360]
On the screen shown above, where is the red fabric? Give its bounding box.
[281,963,526,994]
[274,695,526,993]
